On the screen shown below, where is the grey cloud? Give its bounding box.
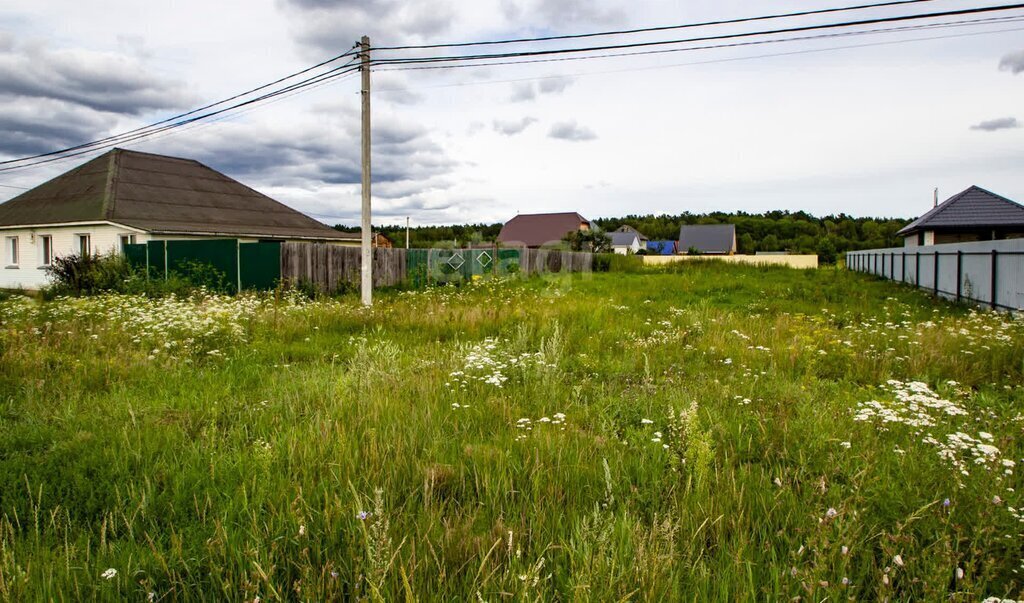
[509,76,575,102]
[970,117,1020,131]
[149,107,457,193]
[999,49,1024,74]
[501,0,625,27]
[493,116,537,135]
[0,99,117,156]
[509,83,536,102]
[548,120,597,141]
[0,38,193,115]
[280,0,456,55]
[538,76,574,94]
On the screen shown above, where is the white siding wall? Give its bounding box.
[0,224,143,290]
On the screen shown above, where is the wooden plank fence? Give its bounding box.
[518,248,593,274]
[280,242,594,292]
[281,243,406,291]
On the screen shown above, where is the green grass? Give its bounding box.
[0,263,1022,601]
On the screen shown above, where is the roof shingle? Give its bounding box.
[0,149,357,241]
[897,186,1024,236]
[497,212,589,247]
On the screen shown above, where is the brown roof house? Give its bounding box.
[899,185,1024,247]
[497,212,590,248]
[0,148,357,290]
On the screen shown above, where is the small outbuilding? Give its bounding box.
[899,185,1024,247]
[646,240,678,255]
[678,224,736,255]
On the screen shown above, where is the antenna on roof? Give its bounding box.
[933,188,938,207]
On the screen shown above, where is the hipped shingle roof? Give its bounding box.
[0,149,357,241]
[897,186,1024,236]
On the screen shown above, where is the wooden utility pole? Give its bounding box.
[406,216,410,249]
[360,35,373,306]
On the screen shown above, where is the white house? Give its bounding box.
[609,231,641,255]
[0,148,357,290]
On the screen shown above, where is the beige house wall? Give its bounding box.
[642,254,818,269]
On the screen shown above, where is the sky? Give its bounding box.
[0,0,1022,227]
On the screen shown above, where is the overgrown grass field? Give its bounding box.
[1,263,1022,601]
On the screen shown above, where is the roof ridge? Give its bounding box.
[101,149,120,220]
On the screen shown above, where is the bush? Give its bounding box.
[41,253,231,299]
[43,253,134,297]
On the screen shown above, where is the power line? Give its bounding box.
[0,47,361,168]
[372,0,944,50]
[373,22,1024,92]
[17,68,366,178]
[368,3,1024,67]
[0,183,28,190]
[375,14,1024,73]
[0,63,363,173]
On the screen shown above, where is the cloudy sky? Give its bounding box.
[0,0,1022,226]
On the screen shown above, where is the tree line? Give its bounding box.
[335,210,910,264]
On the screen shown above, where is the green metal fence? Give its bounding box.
[407,248,522,287]
[124,239,281,292]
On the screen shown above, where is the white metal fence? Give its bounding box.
[846,239,1024,311]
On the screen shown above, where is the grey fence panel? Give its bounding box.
[847,239,1024,311]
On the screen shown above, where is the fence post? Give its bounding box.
[164,241,168,281]
[890,253,894,279]
[991,249,998,309]
[955,250,962,302]
[933,252,939,296]
[236,240,242,294]
[915,252,920,286]
[901,252,906,282]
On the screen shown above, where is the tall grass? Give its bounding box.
[0,264,1021,600]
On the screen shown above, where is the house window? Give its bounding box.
[5,236,17,267]
[119,234,137,251]
[77,234,91,257]
[39,235,53,266]
[917,232,925,246]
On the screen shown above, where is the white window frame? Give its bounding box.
[39,235,53,267]
[119,233,137,251]
[5,236,18,267]
[76,233,91,257]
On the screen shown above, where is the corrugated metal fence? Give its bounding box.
[846,239,1024,311]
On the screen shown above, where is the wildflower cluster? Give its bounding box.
[446,337,553,390]
[514,413,567,441]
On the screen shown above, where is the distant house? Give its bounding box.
[679,224,736,255]
[646,240,678,255]
[609,231,641,255]
[899,185,1024,247]
[372,233,393,248]
[497,212,590,248]
[0,148,357,290]
[613,224,649,245]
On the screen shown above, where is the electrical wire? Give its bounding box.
[1,68,366,181]
[373,22,1024,92]
[0,46,362,167]
[372,0,945,50]
[0,63,363,173]
[368,3,1024,67]
[374,14,1024,73]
